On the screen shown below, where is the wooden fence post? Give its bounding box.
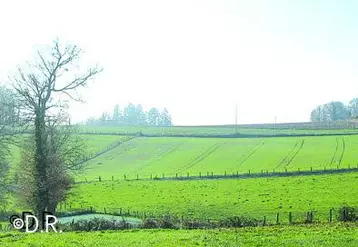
[263,216,266,226]
[99,176,101,182]
[137,174,139,180]
[276,213,279,224]
[112,176,114,181]
[329,208,333,222]
[289,212,293,224]
[187,172,189,178]
[124,174,126,180]
[199,172,201,178]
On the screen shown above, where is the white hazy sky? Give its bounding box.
[1,0,358,125]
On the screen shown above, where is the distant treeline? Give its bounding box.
[86,103,172,126]
[310,98,358,122]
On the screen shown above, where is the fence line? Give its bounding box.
[75,136,136,165]
[54,205,357,226]
[1,206,356,232]
[75,165,358,184]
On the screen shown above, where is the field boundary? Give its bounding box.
[75,136,136,165]
[76,131,358,139]
[76,166,358,183]
[50,205,357,228]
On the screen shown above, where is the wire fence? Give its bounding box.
[1,205,356,232]
[74,165,358,183]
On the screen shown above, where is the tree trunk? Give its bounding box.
[34,107,49,225]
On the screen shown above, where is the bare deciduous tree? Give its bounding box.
[0,86,21,206]
[11,39,102,219]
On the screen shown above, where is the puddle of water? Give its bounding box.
[58,214,142,225]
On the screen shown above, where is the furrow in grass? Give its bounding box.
[329,137,339,167]
[237,140,266,167]
[178,143,221,172]
[285,139,305,167]
[276,140,299,169]
[144,144,182,167]
[338,137,345,168]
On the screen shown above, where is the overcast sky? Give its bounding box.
[1,0,358,125]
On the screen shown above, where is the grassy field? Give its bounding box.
[66,172,358,221]
[1,223,357,247]
[79,135,358,180]
[3,127,358,246]
[7,135,129,174]
[79,125,358,136]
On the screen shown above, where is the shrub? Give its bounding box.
[59,218,130,232]
[218,216,260,227]
[339,206,357,222]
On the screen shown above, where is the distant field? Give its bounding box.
[79,135,358,180]
[78,124,358,136]
[8,135,129,166]
[1,223,357,247]
[67,172,358,221]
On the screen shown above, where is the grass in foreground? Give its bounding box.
[0,223,357,247]
[67,173,358,221]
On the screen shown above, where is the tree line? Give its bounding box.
[310,99,358,122]
[86,103,172,126]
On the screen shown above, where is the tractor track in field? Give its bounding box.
[237,141,266,167]
[276,139,305,169]
[276,141,299,169]
[145,144,182,166]
[80,137,137,164]
[285,139,305,167]
[178,143,221,172]
[106,145,136,161]
[329,137,340,166]
[338,137,346,168]
[328,137,346,168]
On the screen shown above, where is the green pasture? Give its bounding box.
[80,135,358,180]
[7,135,129,174]
[67,172,358,221]
[1,223,357,247]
